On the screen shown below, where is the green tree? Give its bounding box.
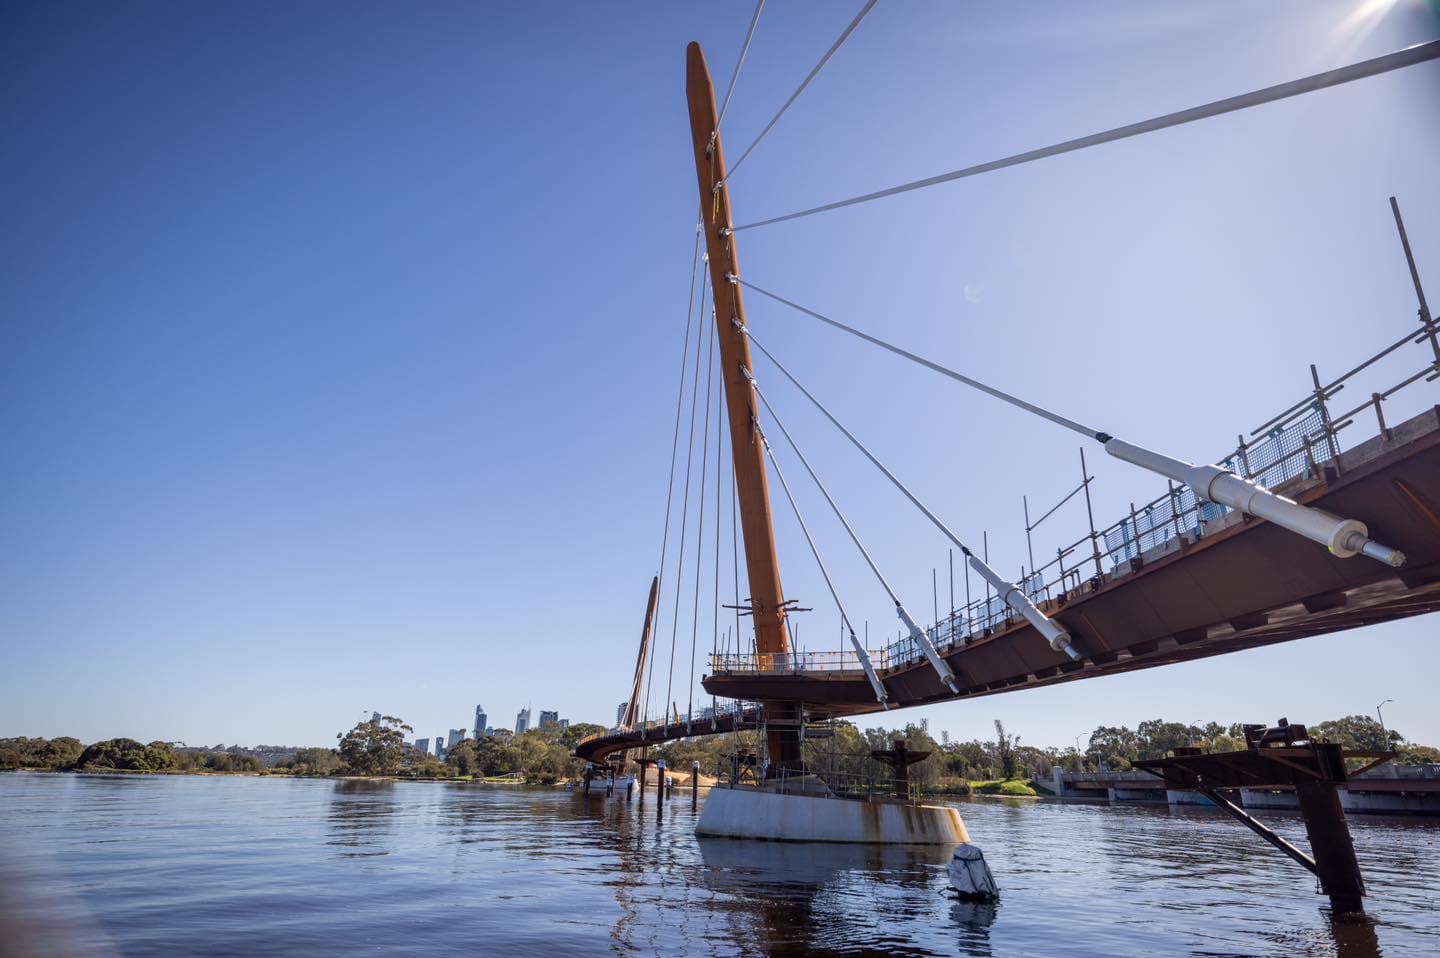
[445,739,479,776]
[1086,725,1140,769]
[1311,715,1399,751]
[73,738,176,771]
[336,716,412,775]
[285,748,342,775]
[1398,744,1440,765]
[0,736,84,770]
[1136,719,1203,759]
[994,720,1017,781]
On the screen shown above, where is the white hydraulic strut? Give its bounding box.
[1103,439,1406,567]
[965,554,1080,660]
[846,632,891,708]
[895,603,961,694]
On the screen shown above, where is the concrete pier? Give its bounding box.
[696,787,969,844]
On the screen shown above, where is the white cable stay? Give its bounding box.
[642,229,705,729]
[729,40,1440,232]
[740,322,1080,665]
[710,0,767,153]
[734,274,1407,568]
[661,283,715,734]
[719,0,879,187]
[754,416,889,707]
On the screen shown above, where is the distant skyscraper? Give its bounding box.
[616,702,629,728]
[415,738,430,755]
[515,707,531,735]
[484,727,494,737]
[434,734,445,758]
[447,728,465,749]
[474,704,488,738]
[559,719,569,729]
[539,710,559,728]
[370,711,381,723]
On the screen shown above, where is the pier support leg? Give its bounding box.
[638,760,647,805]
[691,761,699,811]
[1296,779,1366,914]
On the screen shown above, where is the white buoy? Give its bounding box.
[946,843,999,900]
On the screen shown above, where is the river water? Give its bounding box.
[0,773,1435,957]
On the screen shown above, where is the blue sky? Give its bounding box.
[2,1,1437,750]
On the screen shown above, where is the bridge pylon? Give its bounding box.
[684,40,798,773]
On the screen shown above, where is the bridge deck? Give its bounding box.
[577,409,1440,763]
[705,408,1440,712]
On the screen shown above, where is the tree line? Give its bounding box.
[642,713,1438,794]
[5,713,1433,782]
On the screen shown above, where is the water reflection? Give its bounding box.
[326,780,397,858]
[695,838,964,957]
[1327,911,1382,958]
[947,899,1000,957]
[0,775,1432,956]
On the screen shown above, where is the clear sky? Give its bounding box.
[3,1,1438,751]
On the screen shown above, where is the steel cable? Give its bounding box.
[722,0,879,185]
[641,227,703,727]
[731,40,1440,232]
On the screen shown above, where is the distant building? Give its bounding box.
[515,708,531,735]
[474,704,488,738]
[370,711,381,723]
[559,719,569,729]
[616,702,629,728]
[484,727,494,737]
[435,734,446,759]
[447,728,465,749]
[539,710,559,728]
[414,738,430,755]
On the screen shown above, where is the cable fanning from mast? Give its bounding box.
[686,316,719,727]
[642,227,703,727]
[736,276,1107,440]
[742,365,904,607]
[661,278,713,730]
[730,40,1440,231]
[712,370,723,719]
[756,420,859,644]
[711,0,766,151]
[721,0,878,185]
[743,325,981,559]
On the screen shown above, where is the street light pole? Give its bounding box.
[1376,699,1394,747]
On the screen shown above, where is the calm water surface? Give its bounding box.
[0,773,1436,956]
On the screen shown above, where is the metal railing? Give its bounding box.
[711,650,883,674]
[578,698,766,749]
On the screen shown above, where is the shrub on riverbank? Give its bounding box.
[73,738,178,772]
[0,736,83,770]
[931,776,972,796]
[974,779,1038,797]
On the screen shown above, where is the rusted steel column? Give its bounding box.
[1296,746,1366,914]
[893,739,912,801]
[686,43,799,771]
[691,760,700,811]
[637,756,647,806]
